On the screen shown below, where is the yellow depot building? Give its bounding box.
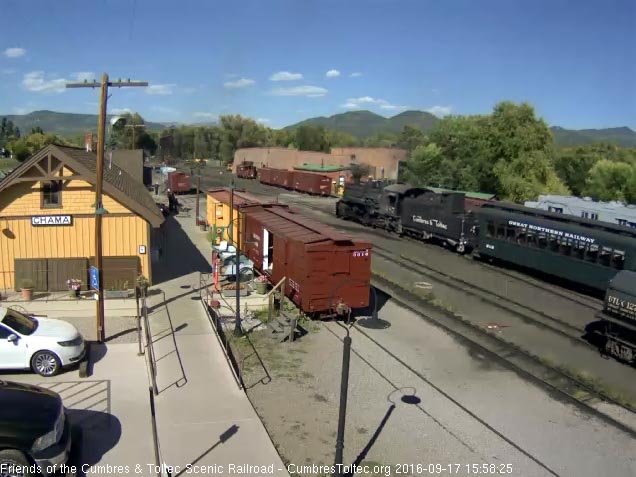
[0,144,165,293]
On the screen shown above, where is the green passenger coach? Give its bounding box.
[474,202,636,291]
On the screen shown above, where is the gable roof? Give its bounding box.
[0,144,164,228]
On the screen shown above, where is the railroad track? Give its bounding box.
[372,246,588,345]
[354,275,636,432]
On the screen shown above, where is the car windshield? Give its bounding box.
[1,309,38,336]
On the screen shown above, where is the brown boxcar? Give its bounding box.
[168,171,192,194]
[241,204,372,315]
[258,167,274,185]
[292,171,332,196]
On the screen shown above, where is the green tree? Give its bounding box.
[403,143,455,187]
[583,160,635,202]
[494,150,570,202]
[31,127,44,135]
[396,125,425,151]
[9,132,72,162]
[294,125,330,152]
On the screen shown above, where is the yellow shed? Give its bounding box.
[206,188,272,249]
[0,144,165,293]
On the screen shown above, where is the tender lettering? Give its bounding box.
[413,215,448,230]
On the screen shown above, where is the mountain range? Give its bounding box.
[286,110,636,147]
[3,109,636,148]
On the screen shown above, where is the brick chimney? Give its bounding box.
[85,132,94,152]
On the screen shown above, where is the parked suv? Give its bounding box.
[0,380,71,476]
[0,307,85,377]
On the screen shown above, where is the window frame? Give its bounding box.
[41,180,63,209]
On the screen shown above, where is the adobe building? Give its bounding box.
[233,147,407,181]
[0,144,165,293]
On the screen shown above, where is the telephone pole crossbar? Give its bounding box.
[66,74,148,343]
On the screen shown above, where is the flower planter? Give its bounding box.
[21,288,33,301]
[255,281,268,295]
[221,288,249,297]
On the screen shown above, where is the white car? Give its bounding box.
[0,306,86,377]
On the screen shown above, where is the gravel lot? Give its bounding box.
[233,300,636,477]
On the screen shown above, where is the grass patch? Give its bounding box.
[0,158,19,172]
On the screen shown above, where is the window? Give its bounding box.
[548,235,560,253]
[572,242,586,260]
[590,213,599,220]
[506,226,516,241]
[496,224,505,239]
[1,309,37,336]
[537,233,548,249]
[617,219,627,226]
[549,207,563,213]
[585,244,599,263]
[598,247,613,267]
[486,221,495,238]
[612,251,625,270]
[0,325,12,339]
[42,181,62,208]
[559,240,572,256]
[526,231,537,247]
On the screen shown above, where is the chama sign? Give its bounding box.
[31,215,73,226]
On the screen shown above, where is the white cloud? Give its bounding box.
[71,71,95,82]
[193,112,217,119]
[146,84,175,95]
[270,85,327,97]
[426,105,452,117]
[341,96,407,111]
[256,118,271,124]
[269,71,303,81]
[2,68,16,74]
[4,47,26,58]
[13,107,29,114]
[326,69,341,78]
[152,105,180,115]
[349,72,362,77]
[224,77,256,89]
[110,107,134,115]
[21,71,67,93]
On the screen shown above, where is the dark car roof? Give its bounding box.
[609,271,636,296]
[0,381,61,430]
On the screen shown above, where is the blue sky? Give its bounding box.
[0,0,634,129]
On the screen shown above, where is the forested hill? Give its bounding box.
[0,110,168,136]
[286,110,636,147]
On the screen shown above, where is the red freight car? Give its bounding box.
[241,204,372,316]
[258,167,274,185]
[168,171,192,194]
[292,171,332,196]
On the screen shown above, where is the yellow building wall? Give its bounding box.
[0,170,151,290]
[206,195,246,249]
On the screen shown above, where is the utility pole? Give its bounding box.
[125,123,145,150]
[66,74,148,343]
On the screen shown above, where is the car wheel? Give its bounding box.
[31,350,61,377]
[0,449,33,477]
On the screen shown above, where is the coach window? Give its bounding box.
[496,224,506,239]
[516,229,526,245]
[598,247,613,267]
[537,232,548,249]
[572,242,586,260]
[611,251,625,270]
[548,235,560,253]
[526,231,537,247]
[559,239,572,256]
[486,221,495,237]
[506,225,516,241]
[585,244,599,263]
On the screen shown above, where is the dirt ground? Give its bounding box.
[229,320,408,477]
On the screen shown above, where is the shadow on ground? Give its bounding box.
[67,409,122,476]
[152,215,212,285]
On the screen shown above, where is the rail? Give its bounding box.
[140,289,159,395]
[199,272,243,390]
[148,387,171,477]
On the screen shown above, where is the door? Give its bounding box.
[89,256,140,290]
[0,323,27,369]
[47,258,88,291]
[14,259,47,292]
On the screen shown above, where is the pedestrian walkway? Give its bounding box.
[145,210,289,475]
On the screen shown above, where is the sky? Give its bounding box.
[0,0,634,129]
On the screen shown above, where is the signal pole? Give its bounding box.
[66,74,148,343]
